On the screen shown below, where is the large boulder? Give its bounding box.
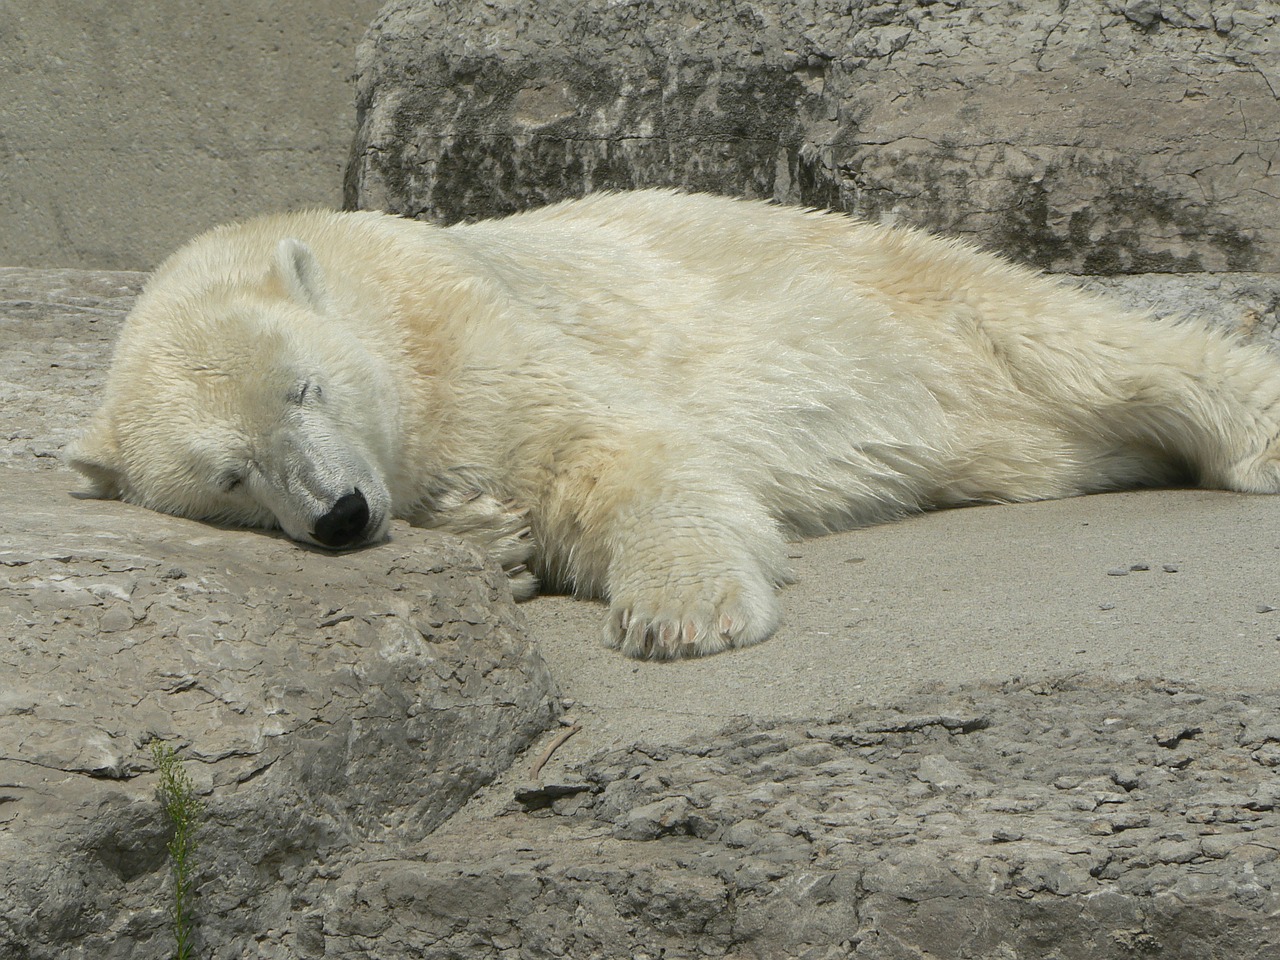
[346,0,1280,274]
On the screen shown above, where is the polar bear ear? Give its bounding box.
[65,422,126,499]
[274,237,329,313]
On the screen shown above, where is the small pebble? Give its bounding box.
[1099,602,1116,611]
[1106,567,1129,577]
[1258,604,1277,614]
[1162,564,1179,573]
[1129,563,1150,572]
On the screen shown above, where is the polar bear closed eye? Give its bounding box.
[71,190,1280,659]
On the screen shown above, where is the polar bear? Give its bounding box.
[70,190,1280,659]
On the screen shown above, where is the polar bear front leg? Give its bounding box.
[537,435,792,658]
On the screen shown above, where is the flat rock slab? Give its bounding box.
[341,680,1280,960]
[519,483,1280,770]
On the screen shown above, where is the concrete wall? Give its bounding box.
[0,1,383,270]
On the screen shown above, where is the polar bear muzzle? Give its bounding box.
[312,489,372,549]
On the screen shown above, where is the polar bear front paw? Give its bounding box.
[603,572,780,660]
[427,488,538,599]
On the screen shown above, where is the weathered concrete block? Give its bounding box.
[347,0,1280,273]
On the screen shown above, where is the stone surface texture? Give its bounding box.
[4,268,1280,956]
[351,680,1280,960]
[347,0,1280,274]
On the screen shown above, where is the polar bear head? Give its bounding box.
[69,235,398,549]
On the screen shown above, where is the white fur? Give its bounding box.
[70,191,1280,658]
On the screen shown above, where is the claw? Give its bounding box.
[604,573,779,660]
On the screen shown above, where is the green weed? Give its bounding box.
[150,740,203,960]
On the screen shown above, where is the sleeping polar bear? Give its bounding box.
[70,190,1280,659]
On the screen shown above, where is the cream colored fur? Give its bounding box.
[70,190,1280,658]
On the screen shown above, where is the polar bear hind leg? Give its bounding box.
[962,295,1280,500]
[1103,323,1280,495]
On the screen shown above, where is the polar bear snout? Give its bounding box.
[311,488,373,549]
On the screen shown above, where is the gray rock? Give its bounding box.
[347,0,1280,274]
[1081,272,1280,350]
[328,680,1280,960]
[0,468,559,957]
[0,267,145,469]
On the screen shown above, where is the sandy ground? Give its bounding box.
[518,488,1280,771]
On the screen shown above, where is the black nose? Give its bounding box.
[312,489,370,548]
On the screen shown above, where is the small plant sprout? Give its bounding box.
[150,739,203,960]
